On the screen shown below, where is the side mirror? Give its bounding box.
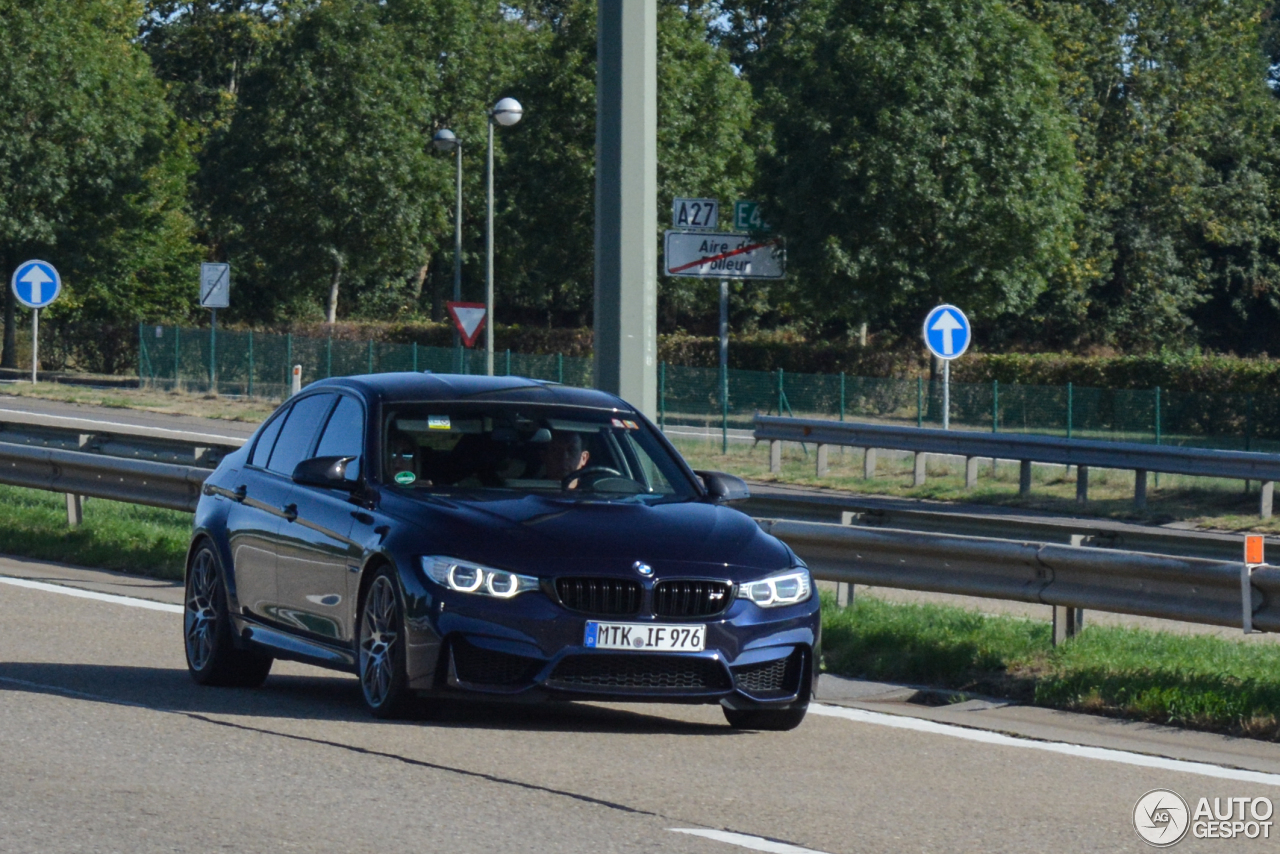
[695,470,750,503]
[293,456,359,490]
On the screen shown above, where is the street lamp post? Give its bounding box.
[486,97,523,375]
[432,128,463,369]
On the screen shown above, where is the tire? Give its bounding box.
[723,704,809,731]
[358,567,415,719]
[184,543,273,687]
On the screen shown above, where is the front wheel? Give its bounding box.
[184,544,273,687]
[358,568,414,718]
[723,704,808,731]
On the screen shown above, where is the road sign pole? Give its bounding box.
[30,308,37,384]
[943,358,950,430]
[209,309,217,392]
[720,279,729,453]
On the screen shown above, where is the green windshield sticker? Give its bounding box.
[394,471,417,486]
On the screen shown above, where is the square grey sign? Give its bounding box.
[200,262,230,308]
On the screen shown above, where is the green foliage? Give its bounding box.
[820,594,1280,738]
[821,595,1047,687]
[955,351,1280,395]
[1016,0,1280,351]
[0,483,188,578]
[9,0,1280,360]
[495,0,758,327]
[141,2,285,141]
[211,0,498,323]
[0,0,200,373]
[742,0,1081,331]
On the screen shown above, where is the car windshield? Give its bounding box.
[381,402,698,501]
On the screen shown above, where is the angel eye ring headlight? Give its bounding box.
[736,569,812,608]
[421,556,539,599]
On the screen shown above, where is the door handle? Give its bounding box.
[281,503,298,522]
[232,484,247,503]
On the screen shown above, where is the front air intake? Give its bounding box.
[554,577,643,616]
[653,580,733,618]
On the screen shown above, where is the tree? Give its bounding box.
[140,1,288,255]
[209,0,516,323]
[494,0,757,328]
[739,0,1080,337]
[212,1,444,322]
[0,0,199,371]
[1019,0,1280,352]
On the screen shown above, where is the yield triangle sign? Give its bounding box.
[447,302,487,348]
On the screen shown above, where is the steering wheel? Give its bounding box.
[561,466,623,490]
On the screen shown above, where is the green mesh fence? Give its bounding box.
[136,324,592,399]
[137,324,1280,453]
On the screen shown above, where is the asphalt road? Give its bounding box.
[3,558,1280,853]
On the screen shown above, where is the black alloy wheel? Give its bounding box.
[358,567,414,718]
[184,544,273,687]
[722,703,809,731]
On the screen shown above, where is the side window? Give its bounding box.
[314,395,365,480]
[266,393,337,476]
[249,408,289,468]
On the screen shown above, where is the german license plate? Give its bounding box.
[584,621,705,651]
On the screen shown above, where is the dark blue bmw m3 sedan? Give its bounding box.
[184,373,820,729]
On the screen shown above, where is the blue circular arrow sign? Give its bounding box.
[923,304,971,360]
[11,260,62,309]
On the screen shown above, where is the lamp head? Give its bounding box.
[492,97,523,127]
[432,128,458,151]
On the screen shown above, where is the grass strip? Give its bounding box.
[0,484,189,580]
[820,593,1280,740]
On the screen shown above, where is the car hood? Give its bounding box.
[380,491,792,578]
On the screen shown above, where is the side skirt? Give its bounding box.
[237,617,357,672]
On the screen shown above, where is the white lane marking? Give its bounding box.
[0,406,249,443]
[7,571,1280,791]
[812,704,1280,788]
[670,829,831,854]
[0,575,183,614]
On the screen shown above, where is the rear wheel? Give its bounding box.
[723,704,808,731]
[358,568,414,718]
[184,544,273,687]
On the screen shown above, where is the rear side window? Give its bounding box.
[267,393,337,476]
[314,395,365,480]
[250,409,288,468]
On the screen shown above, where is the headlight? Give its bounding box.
[736,569,812,608]
[421,556,540,599]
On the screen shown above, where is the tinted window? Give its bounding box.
[250,409,289,469]
[267,393,336,476]
[314,395,364,480]
[379,403,696,501]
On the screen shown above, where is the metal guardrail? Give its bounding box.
[740,485,1270,563]
[0,408,243,468]
[758,518,1275,633]
[755,414,1280,517]
[0,412,1268,637]
[0,441,208,512]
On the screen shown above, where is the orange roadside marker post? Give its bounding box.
[1244,535,1264,634]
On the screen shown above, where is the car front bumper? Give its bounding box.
[399,569,820,708]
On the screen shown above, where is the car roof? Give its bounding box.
[304,372,637,412]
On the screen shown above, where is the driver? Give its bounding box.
[541,430,590,486]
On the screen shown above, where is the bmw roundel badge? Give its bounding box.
[633,561,653,577]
